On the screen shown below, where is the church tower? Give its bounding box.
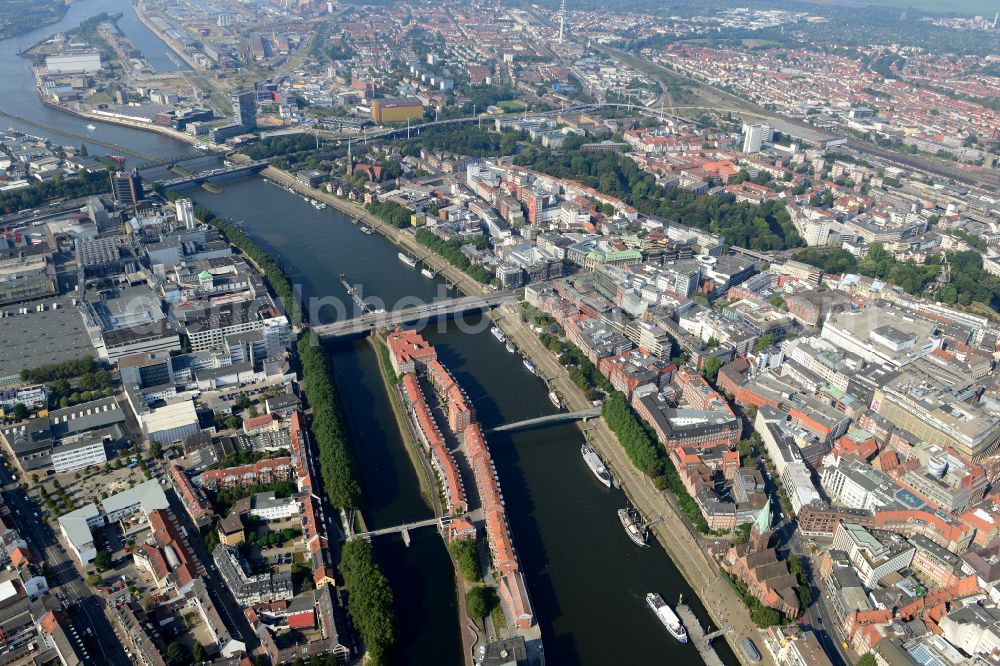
[749,495,772,552]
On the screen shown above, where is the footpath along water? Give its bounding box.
[189,178,740,666]
[0,3,741,663]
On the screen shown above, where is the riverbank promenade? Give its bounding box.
[264,164,774,666]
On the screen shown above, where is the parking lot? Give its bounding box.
[239,516,307,574]
[33,456,161,522]
[197,381,290,414]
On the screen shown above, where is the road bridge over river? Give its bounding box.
[311,291,517,338]
[159,160,269,186]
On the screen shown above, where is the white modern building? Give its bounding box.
[45,51,102,73]
[183,299,290,356]
[248,491,300,521]
[821,307,940,368]
[782,463,822,516]
[101,479,170,523]
[59,480,170,565]
[139,399,200,445]
[832,522,915,588]
[175,198,196,230]
[821,456,894,512]
[938,604,1000,658]
[58,504,102,566]
[742,123,767,154]
[50,437,108,473]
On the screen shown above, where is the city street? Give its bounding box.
[0,464,131,666]
[493,303,776,666]
[269,170,776,666]
[780,525,852,666]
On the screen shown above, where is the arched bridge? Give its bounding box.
[491,407,602,433]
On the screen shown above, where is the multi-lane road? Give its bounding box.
[778,522,853,666]
[0,464,131,665]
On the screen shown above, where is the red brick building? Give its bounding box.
[386,330,437,374]
[199,457,292,490]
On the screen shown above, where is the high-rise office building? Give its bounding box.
[111,169,143,207]
[175,198,196,230]
[232,90,257,131]
[742,123,767,154]
[86,196,112,232]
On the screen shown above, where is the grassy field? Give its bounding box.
[82,92,115,106]
[741,39,784,48]
[498,100,527,112]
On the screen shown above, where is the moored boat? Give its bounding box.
[645,593,688,643]
[491,326,507,343]
[421,268,435,279]
[398,252,417,267]
[549,391,562,409]
[581,443,612,488]
[618,507,647,547]
[505,341,516,353]
[741,637,762,663]
[522,358,535,374]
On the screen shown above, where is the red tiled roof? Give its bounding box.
[287,608,316,629]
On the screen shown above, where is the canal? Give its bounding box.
[0,3,739,663]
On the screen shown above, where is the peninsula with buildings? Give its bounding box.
[0,0,997,665]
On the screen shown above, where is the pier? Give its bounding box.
[676,603,729,666]
[490,407,602,433]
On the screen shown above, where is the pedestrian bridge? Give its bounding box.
[348,516,456,546]
[491,407,602,433]
[311,291,517,338]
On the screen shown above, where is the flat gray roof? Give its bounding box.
[58,504,100,550]
[0,297,94,381]
[100,479,169,517]
[252,491,294,510]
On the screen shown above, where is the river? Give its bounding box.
[1,3,738,664]
[0,0,197,163]
[184,179,738,666]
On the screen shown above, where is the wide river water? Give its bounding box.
[2,2,738,664]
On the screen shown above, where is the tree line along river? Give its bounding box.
[0,1,738,662]
[185,180,737,666]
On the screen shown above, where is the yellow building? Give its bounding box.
[371,97,424,124]
[218,513,244,546]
